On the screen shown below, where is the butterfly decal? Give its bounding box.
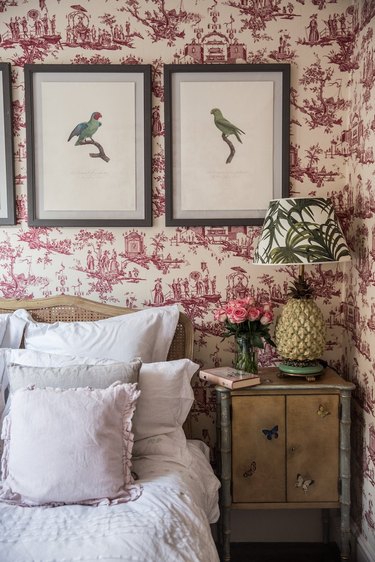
[243,461,256,478]
[316,405,330,418]
[262,425,278,440]
[295,473,314,493]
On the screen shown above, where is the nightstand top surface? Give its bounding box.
[216,366,355,394]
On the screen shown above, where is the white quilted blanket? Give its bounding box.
[0,441,220,562]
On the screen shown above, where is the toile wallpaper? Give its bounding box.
[0,0,374,555]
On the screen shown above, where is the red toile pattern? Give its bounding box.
[0,0,374,551]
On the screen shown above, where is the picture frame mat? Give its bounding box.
[164,64,290,226]
[25,64,152,227]
[33,72,144,220]
[172,71,283,220]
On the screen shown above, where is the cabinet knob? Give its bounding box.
[295,473,314,493]
[243,461,256,478]
[262,425,278,440]
[316,404,331,418]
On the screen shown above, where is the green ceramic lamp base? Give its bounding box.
[278,361,324,377]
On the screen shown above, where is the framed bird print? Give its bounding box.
[0,63,16,225]
[24,64,152,227]
[164,64,290,226]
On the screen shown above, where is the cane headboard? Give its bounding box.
[0,295,195,435]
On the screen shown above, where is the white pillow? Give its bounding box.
[133,358,198,442]
[23,305,179,363]
[6,348,118,369]
[0,382,141,506]
[133,430,193,466]
[7,360,141,394]
[0,315,10,347]
[0,312,29,438]
[1,310,28,349]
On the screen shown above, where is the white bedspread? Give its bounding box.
[0,441,220,562]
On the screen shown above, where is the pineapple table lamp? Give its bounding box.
[253,197,351,377]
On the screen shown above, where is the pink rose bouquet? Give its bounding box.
[214,297,275,347]
[214,297,275,372]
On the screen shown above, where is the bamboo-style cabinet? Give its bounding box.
[215,367,355,562]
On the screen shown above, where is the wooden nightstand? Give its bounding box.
[215,367,355,562]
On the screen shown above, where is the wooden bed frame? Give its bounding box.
[0,295,195,434]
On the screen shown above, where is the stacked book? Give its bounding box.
[199,366,261,389]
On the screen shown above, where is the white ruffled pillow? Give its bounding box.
[22,305,179,363]
[0,382,141,507]
[0,350,127,477]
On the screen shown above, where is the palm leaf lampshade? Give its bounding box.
[253,197,351,377]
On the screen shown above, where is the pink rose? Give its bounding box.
[245,296,255,306]
[234,299,247,307]
[262,302,272,312]
[228,305,248,324]
[260,311,273,325]
[225,302,236,316]
[214,307,227,322]
[248,307,261,321]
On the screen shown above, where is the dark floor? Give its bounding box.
[227,542,341,562]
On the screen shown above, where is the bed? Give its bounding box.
[0,295,220,562]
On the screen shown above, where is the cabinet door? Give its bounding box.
[286,394,339,503]
[232,395,285,503]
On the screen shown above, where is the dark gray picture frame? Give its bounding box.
[25,64,152,227]
[0,63,16,225]
[164,63,290,227]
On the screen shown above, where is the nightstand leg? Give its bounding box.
[340,390,352,561]
[215,392,222,553]
[322,508,330,543]
[216,388,231,562]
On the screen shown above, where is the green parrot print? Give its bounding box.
[210,108,245,164]
[68,111,102,145]
[67,111,109,162]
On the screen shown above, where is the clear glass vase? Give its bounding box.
[235,335,258,374]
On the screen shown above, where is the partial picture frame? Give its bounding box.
[24,64,152,227]
[0,62,16,225]
[164,63,290,227]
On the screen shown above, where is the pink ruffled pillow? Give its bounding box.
[0,382,141,507]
